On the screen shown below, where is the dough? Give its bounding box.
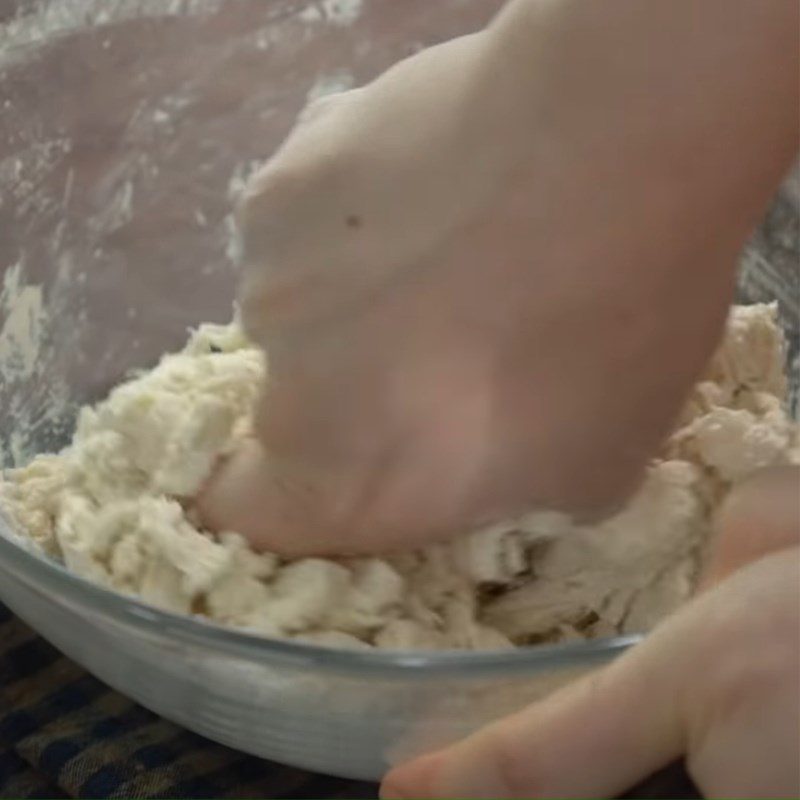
[1,304,797,649]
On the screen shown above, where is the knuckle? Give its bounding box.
[237,151,355,266]
[687,640,798,765]
[687,576,799,748]
[237,161,303,226]
[296,86,363,126]
[483,726,544,798]
[296,93,340,125]
[714,635,798,712]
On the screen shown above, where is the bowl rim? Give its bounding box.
[0,512,640,678]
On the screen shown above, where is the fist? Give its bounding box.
[201,23,743,555]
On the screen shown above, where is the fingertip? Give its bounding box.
[381,752,445,800]
[381,647,689,800]
[383,728,535,800]
[196,438,280,549]
[196,438,347,557]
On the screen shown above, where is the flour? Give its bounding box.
[1,304,797,649]
[0,259,74,469]
[0,262,45,381]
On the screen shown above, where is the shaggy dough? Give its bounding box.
[1,304,797,650]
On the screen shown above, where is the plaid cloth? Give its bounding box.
[0,600,702,800]
[0,605,377,799]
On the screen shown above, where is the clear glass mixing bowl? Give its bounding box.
[0,0,797,783]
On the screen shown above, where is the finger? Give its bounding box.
[381,621,692,798]
[702,465,800,588]
[681,550,800,799]
[382,549,799,800]
[196,438,336,556]
[196,435,434,556]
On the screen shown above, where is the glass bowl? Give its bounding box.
[0,0,796,782]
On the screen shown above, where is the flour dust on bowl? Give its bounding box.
[1,0,799,783]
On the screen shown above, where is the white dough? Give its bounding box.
[2,304,797,649]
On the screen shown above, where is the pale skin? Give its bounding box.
[381,467,800,799]
[198,0,800,796]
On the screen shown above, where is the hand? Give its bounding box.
[200,0,798,555]
[381,467,800,799]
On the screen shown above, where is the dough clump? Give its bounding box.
[2,304,797,649]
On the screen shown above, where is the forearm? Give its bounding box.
[486,0,799,253]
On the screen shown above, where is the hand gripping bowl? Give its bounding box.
[0,0,798,782]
